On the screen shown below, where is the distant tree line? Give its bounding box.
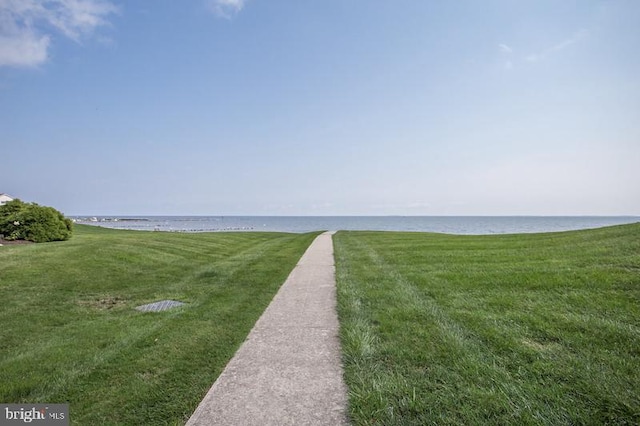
[0,199,73,243]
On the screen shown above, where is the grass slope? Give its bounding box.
[0,225,318,425]
[335,223,640,425]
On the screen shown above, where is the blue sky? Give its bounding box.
[1,0,639,216]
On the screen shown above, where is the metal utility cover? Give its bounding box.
[136,300,186,312]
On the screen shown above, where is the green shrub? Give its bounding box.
[0,199,73,243]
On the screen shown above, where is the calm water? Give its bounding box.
[74,216,640,235]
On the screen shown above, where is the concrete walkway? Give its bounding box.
[186,232,349,426]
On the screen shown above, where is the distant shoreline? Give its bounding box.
[69,216,640,235]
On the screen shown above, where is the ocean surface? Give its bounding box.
[73,216,640,235]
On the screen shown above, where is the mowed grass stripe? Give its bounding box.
[334,224,640,425]
[0,225,319,425]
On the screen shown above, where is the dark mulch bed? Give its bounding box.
[0,237,34,246]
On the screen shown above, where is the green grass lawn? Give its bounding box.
[334,223,640,425]
[0,225,318,425]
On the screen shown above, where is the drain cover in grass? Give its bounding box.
[135,300,186,312]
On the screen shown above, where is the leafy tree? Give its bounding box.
[0,199,73,243]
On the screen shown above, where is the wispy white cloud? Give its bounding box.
[0,0,117,68]
[205,0,247,19]
[499,43,513,54]
[0,21,50,67]
[525,29,589,62]
[498,43,513,70]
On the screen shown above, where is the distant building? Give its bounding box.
[0,193,14,206]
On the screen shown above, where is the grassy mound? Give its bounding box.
[0,225,318,424]
[335,223,640,425]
